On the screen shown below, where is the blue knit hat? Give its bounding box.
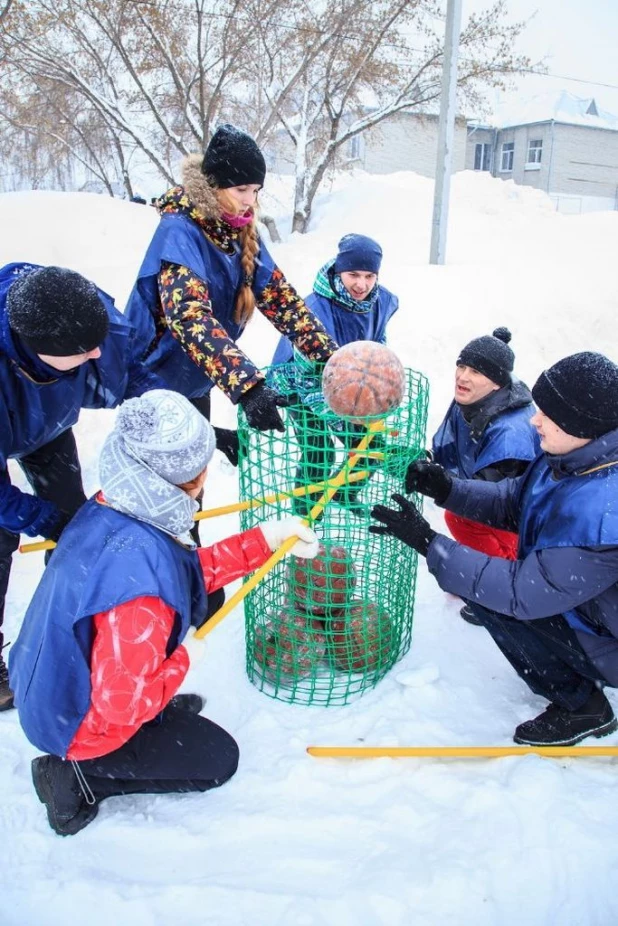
[334,234,383,274]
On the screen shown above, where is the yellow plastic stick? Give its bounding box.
[18,469,372,554]
[194,468,371,520]
[307,745,618,759]
[194,419,386,639]
[18,539,55,554]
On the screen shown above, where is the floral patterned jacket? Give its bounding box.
[144,160,337,403]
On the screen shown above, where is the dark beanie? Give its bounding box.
[201,123,266,189]
[7,267,110,356]
[532,351,618,439]
[457,327,514,387]
[334,234,383,274]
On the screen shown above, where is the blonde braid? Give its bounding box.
[216,188,260,326]
[235,220,259,325]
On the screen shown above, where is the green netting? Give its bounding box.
[238,364,429,706]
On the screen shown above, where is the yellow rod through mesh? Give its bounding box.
[18,470,372,555]
[307,745,618,758]
[194,419,386,640]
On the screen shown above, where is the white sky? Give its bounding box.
[463,0,618,120]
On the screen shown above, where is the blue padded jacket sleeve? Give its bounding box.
[0,478,60,537]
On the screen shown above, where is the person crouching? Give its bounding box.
[9,390,318,835]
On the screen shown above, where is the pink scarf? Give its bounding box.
[221,210,253,229]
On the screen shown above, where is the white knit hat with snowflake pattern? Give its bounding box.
[116,390,215,484]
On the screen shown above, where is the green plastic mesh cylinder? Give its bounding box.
[238,364,429,706]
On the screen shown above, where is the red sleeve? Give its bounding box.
[88,596,189,728]
[198,526,272,592]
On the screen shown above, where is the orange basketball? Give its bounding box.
[322,341,405,420]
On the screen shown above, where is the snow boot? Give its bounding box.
[31,756,99,836]
[460,604,484,626]
[513,688,618,746]
[0,648,14,711]
[168,694,204,714]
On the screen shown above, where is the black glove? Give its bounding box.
[45,508,74,543]
[238,382,291,433]
[370,493,436,556]
[405,461,452,503]
[213,427,239,467]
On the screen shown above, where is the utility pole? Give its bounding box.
[429,0,463,265]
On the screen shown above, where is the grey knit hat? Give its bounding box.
[116,390,216,484]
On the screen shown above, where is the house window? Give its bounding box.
[474,143,492,171]
[527,139,543,164]
[348,134,363,160]
[500,142,514,172]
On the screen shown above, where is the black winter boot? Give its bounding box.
[0,647,14,711]
[168,694,204,714]
[460,604,484,626]
[32,756,99,836]
[513,688,618,746]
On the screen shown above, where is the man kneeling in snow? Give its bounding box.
[371,352,618,748]
[9,390,319,836]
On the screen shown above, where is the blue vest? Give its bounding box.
[0,262,135,462]
[124,214,276,398]
[271,287,399,366]
[517,454,618,635]
[10,499,207,757]
[432,401,539,478]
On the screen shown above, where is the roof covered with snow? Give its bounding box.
[494,90,618,132]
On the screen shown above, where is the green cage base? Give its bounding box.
[239,365,429,706]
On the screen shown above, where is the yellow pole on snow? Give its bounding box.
[194,419,386,640]
[18,469,372,555]
[306,745,618,759]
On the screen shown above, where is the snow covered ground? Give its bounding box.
[2,170,618,925]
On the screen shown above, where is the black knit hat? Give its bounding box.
[532,351,618,439]
[457,327,514,387]
[202,124,266,189]
[7,267,109,356]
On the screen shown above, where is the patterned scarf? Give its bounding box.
[99,431,198,548]
[313,259,379,315]
[157,186,242,254]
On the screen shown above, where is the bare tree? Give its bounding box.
[0,0,255,192]
[0,0,534,225]
[245,0,534,231]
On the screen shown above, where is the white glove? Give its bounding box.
[181,629,206,667]
[260,517,319,559]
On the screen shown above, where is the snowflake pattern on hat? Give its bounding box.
[99,390,216,544]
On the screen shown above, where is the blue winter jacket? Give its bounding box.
[0,262,162,537]
[9,498,207,757]
[432,383,540,478]
[271,286,398,365]
[124,213,276,398]
[427,427,618,685]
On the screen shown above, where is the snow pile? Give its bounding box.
[2,170,618,925]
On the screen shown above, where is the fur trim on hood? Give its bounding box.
[180,154,221,221]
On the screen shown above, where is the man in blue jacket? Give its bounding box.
[371,351,618,747]
[432,327,540,622]
[0,262,162,711]
[272,233,397,366]
[271,234,398,517]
